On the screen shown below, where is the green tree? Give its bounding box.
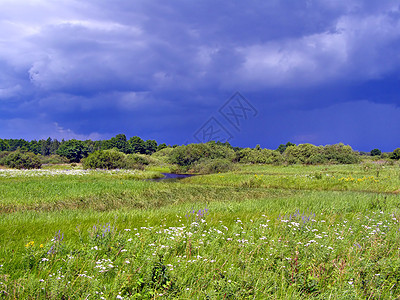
[370,149,382,156]
[28,140,41,154]
[129,136,146,154]
[157,143,168,151]
[144,140,158,155]
[50,139,61,154]
[277,142,295,154]
[8,139,29,151]
[39,137,52,156]
[0,139,9,151]
[102,134,130,153]
[56,139,89,162]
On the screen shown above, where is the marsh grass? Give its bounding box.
[1,164,400,298]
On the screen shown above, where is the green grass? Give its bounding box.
[1,163,400,299]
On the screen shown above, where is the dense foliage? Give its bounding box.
[56,139,90,163]
[284,143,360,165]
[391,148,400,160]
[0,150,41,169]
[235,148,284,164]
[0,134,398,167]
[168,142,235,167]
[82,149,155,170]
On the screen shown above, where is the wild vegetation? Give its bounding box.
[0,137,400,299]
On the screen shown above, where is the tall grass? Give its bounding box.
[1,164,400,298]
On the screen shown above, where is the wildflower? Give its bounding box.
[25,241,34,248]
[40,244,44,248]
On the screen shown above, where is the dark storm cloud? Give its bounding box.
[1,0,400,150]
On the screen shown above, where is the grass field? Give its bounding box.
[1,162,400,299]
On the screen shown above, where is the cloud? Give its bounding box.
[236,7,400,89]
[0,1,399,150]
[0,118,106,141]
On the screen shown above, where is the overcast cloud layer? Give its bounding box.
[1,0,400,151]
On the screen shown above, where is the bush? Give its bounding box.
[169,143,235,167]
[391,148,400,160]
[0,150,42,169]
[152,147,174,163]
[82,149,126,169]
[39,154,69,164]
[191,158,235,174]
[124,153,157,170]
[82,150,156,170]
[283,143,360,165]
[235,148,283,164]
[284,144,323,164]
[323,144,360,164]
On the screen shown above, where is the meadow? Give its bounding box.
[1,162,400,299]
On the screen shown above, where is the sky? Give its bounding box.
[1,0,400,152]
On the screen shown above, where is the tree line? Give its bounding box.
[0,134,399,170]
[0,134,166,162]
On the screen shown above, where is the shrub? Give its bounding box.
[82,150,156,170]
[152,147,174,163]
[323,144,360,164]
[283,143,360,165]
[169,143,235,167]
[284,144,323,164]
[391,148,400,160]
[82,149,126,169]
[191,158,235,174]
[0,150,42,169]
[124,153,156,170]
[39,154,69,164]
[235,148,283,164]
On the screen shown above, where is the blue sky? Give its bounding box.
[1,1,400,151]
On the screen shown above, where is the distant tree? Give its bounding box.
[129,136,146,154]
[370,149,382,156]
[157,143,167,151]
[391,148,400,160]
[56,139,89,162]
[50,139,60,154]
[101,134,130,153]
[144,140,158,155]
[39,138,52,156]
[277,142,295,154]
[8,139,29,151]
[0,139,9,151]
[28,140,41,154]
